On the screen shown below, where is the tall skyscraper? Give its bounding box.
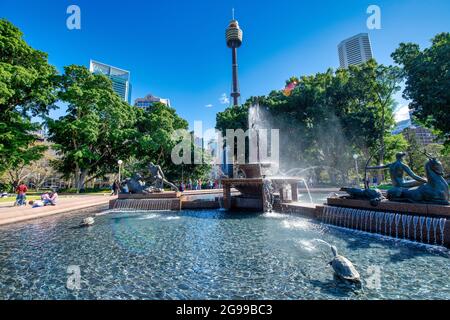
[89,60,132,104]
[338,33,373,69]
[225,10,243,106]
[134,94,171,108]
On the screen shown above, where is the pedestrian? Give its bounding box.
[111,180,120,196]
[373,176,378,187]
[15,183,28,206]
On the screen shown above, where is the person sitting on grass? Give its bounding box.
[41,191,58,206]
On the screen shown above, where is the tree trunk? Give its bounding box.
[77,170,88,192]
[378,103,386,185]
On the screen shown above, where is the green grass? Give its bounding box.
[0,195,41,203]
[0,191,110,204]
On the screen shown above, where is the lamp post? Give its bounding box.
[353,154,360,186]
[118,160,123,183]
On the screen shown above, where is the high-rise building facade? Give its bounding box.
[338,33,373,68]
[89,60,132,104]
[134,94,171,109]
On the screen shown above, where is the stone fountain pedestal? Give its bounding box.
[222,163,303,211]
[110,191,182,211]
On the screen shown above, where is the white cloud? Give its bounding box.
[394,105,411,122]
[219,93,230,105]
[205,104,213,108]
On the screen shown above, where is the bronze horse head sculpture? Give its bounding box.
[387,152,449,205]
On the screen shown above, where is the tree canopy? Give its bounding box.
[216,60,407,184]
[0,19,57,177]
[46,65,136,191]
[392,32,450,151]
[131,103,210,182]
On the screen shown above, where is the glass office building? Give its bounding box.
[89,60,132,104]
[338,33,373,69]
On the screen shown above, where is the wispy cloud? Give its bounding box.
[219,93,230,105]
[205,104,214,108]
[394,105,410,122]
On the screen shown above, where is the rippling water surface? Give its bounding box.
[0,209,449,300]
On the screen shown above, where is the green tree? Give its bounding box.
[0,19,57,176]
[392,33,450,150]
[215,61,403,185]
[346,60,402,172]
[403,128,427,176]
[46,65,136,192]
[132,103,210,182]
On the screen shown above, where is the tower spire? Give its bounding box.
[225,11,243,107]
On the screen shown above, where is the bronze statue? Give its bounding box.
[367,152,427,188]
[343,151,449,206]
[387,154,449,205]
[145,162,178,192]
[123,163,179,194]
[124,174,145,194]
[340,187,384,206]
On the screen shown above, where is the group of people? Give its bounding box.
[178,179,221,192]
[14,183,58,208]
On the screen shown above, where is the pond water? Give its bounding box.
[0,209,449,300]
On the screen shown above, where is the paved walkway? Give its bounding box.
[0,195,115,226]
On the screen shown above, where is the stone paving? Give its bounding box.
[0,195,114,226]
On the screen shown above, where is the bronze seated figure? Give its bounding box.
[342,151,449,206]
[387,156,449,205]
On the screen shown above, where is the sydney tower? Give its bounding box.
[225,12,243,107]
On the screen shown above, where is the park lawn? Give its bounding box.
[0,195,41,203]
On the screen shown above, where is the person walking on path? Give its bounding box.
[15,183,28,206]
[111,180,120,196]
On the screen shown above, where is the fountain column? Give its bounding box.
[291,183,298,202]
[223,183,232,210]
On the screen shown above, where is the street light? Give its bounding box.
[118,160,123,183]
[353,154,360,186]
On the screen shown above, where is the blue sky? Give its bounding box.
[1,0,449,130]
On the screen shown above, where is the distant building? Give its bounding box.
[338,33,373,68]
[89,60,132,104]
[405,126,436,146]
[393,117,437,147]
[193,136,204,150]
[207,139,218,159]
[134,94,171,109]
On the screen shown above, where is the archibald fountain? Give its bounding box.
[110,101,450,248]
[221,103,304,212]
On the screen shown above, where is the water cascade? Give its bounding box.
[321,206,447,246]
[262,178,275,212]
[113,199,178,211]
[299,179,313,204]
